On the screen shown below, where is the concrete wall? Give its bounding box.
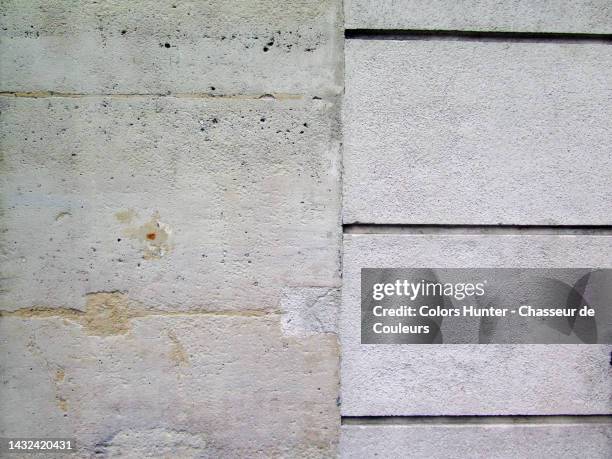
[1,1,612,458]
[344,39,612,225]
[341,422,612,459]
[341,0,612,457]
[345,0,612,33]
[1,1,342,457]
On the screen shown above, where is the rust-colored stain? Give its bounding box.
[118,211,173,259]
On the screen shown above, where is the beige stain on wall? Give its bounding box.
[25,338,69,412]
[115,210,173,259]
[168,330,190,367]
[2,292,277,337]
[6,292,139,336]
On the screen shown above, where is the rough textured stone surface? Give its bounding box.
[341,234,612,415]
[0,95,341,312]
[0,0,342,96]
[0,313,339,458]
[281,287,339,337]
[341,424,612,459]
[0,1,344,457]
[344,40,612,225]
[345,0,612,33]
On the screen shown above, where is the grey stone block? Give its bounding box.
[0,95,341,312]
[281,287,339,337]
[341,424,612,459]
[0,0,342,96]
[345,0,612,33]
[343,40,612,224]
[341,234,612,415]
[0,313,339,457]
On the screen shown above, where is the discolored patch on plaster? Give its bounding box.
[168,330,190,367]
[54,368,65,382]
[93,428,213,458]
[54,211,71,221]
[24,338,70,413]
[56,396,68,412]
[120,212,173,259]
[1,296,278,337]
[1,292,141,336]
[114,208,137,224]
[281,287,339,337]
[80,292,142,336]
[5,307,85,320]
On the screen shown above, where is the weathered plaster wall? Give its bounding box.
[0,1,343,457]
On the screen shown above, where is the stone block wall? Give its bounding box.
[1,1,343,457]
[1,1,611,458]
[341,1,612,457]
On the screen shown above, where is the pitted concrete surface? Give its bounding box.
[0,0,343,96]
[0,1,343,456]
[0,96,341,312]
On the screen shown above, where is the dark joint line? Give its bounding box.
[345,28,612,43]
[343,224,612,235]
[342,415,612,426]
